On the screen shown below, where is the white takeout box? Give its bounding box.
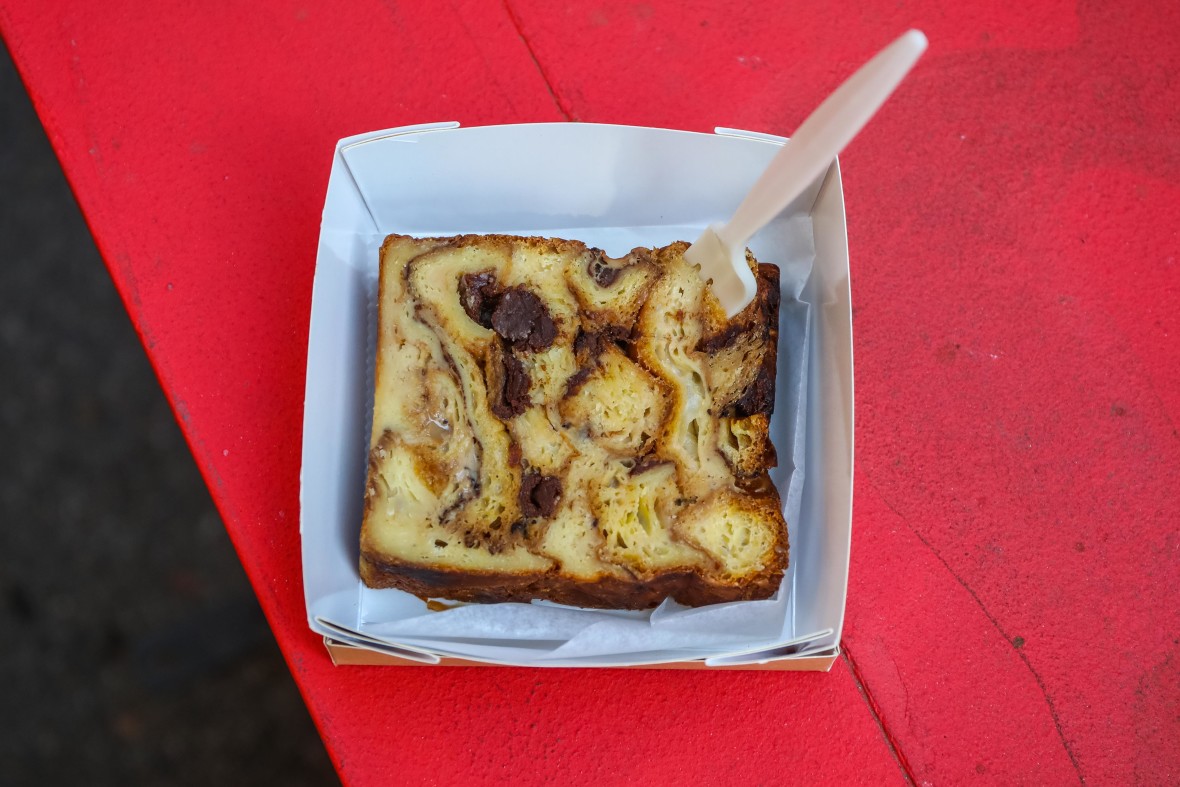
[301,123,853,670]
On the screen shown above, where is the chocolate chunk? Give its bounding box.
[574,324,630,359]
[563,365,595,398]
[573,326,597,357]
[458,271,501,328]
[507,441,522,467]
[588,255,622,287]
[628,456,668,476]
[498,354,530,418]
[490,288,558,352]
[735,474,776,496]
[486,340,531,419]
[566,333,599,396]
[490,289,537,341]
[519,470,562,519]
[533,477,561,515]
[587,247,652,288]
[526,309,557,352]
[604,324,632,349]
[565,325,633,398]
[458,272,560,355]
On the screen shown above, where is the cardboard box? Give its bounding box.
[301,123,853,669]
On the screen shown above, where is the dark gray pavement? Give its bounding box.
[1,43,337,786]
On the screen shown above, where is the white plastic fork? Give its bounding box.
[686,29,928,317]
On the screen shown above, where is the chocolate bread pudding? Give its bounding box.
[359,233,786,608]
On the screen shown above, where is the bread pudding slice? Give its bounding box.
[359,233,787,608]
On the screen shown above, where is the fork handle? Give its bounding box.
[720,30,928,249]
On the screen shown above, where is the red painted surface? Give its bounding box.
[2,0,1177,784]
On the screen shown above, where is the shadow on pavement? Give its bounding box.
[0,41,338,787]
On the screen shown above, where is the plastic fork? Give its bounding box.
[686,29,928,317]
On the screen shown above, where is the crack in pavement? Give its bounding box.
[501,0,573,120]
[842,646,918,786]
[867,476,1086,784]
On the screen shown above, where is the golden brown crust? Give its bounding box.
[362,233,787,609]
[700,261,781,418]
[718,413,778,478]
[359,548,784,609]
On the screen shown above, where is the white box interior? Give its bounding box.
[301,123,852,668]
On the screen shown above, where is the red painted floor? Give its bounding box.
[3,1,1176,784]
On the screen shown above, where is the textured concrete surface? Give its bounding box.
[0,45,336,786]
